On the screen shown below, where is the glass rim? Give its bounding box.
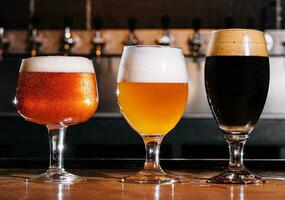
[210,28,266,44]
[211,28,264,34]
[123,45,182,51]
[22,55,92,62]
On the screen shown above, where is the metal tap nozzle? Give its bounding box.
[27,15,41,57]
[156,15,171,46]
[60,17,75,55]
[0,17,10,60]
[276,0,282,29]
[92,16,105,57]
[123,17,141,46]
[188,18,202,58]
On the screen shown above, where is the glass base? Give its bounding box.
[121,170,179,185]
[207,168,266,184]
[27,170,85,184]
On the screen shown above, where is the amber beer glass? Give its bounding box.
[117,46,188,184]
[15,56,98,183]
[205,29,269,184]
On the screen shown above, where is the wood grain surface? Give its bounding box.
[0,169,285,199]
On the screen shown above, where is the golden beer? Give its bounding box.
[117,82,188,135]
[117,46,188,184]
[16,72,98,126]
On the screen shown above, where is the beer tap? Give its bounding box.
[0,17,10,60]
[92,16,105,57]
[123,17,141,46]
[188,18,202,59]
[156,15,171,46]
[27,15,41,57]
[60,17,75,56]
[276,0,282,29]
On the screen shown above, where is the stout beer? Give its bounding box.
[204,29,269,184]
[205,56,269,133]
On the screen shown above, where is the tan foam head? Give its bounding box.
[207,29,268,57]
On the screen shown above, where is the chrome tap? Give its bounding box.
[27,15,41,57]
[0,17,10,60]
[92,16,105,57]
[188,18,202,58]
[276,0,282,29]
[60,17,75,55]
[123,17,141,46]
[156,15,171,46]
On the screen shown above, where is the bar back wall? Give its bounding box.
[0,0,285,168]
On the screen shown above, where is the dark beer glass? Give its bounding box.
[205,29,269,184]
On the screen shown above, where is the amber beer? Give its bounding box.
[118,82,188,135]
[15,57,98,126]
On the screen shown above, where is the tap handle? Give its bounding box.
[128,17,137,32]
[192,18,201,31]
[63,16,73,28]
[93,16,103,30]
[160,15,170,30]
[29,14,39,29]
[225,16,235,28]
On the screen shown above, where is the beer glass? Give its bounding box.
[117,46,188,184]
[15,56,99,183]
[205,29,269,184]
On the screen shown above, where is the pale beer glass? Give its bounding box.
[15,56,99,183]
[205,29,270,184]
[117,46,188,184]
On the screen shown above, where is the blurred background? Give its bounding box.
[0,0,283,29]
[0,0,285,168]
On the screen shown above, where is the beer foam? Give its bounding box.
[117,46,188,83]
[207,29,268,56]
[20,56,95,73]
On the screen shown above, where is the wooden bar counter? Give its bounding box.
[1,160,285,199]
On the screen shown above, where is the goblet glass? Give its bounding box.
[204,29,270,184]
[117,45,188,184]
[15,56,99,183]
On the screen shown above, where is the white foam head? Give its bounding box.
[20,56,95,73]
[117,46,188,83]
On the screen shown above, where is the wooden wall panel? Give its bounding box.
[0,0,283,29]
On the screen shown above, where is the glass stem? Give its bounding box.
[225,134,248,171]
[142,136,163,171]
[47,125,67,174]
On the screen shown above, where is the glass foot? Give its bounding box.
[207,168,266,184]
[121,170,179,185]
[27,170,85,184]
